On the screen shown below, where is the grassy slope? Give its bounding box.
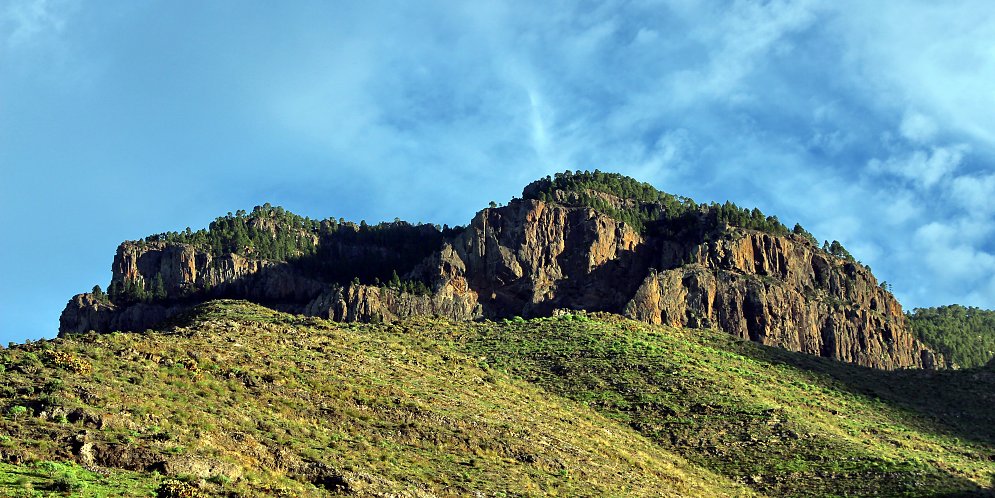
[0,301,753,497]
[414,313,995,497]
[1,301,993,497]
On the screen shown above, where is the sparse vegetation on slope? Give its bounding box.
[417,312,995,497]
[0,301,755,497]
[7,300,995,496]
[909,304,995,368]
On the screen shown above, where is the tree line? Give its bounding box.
[908,304,995,368]
[520,170,845,255]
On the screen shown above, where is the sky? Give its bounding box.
[2,0,994,343]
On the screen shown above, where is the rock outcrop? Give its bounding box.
[60,293,185,335]
[624,230,937,369]
[437,200,649,318]
[110,241,325,303]
[59,191,939,370]
[59,242,326,335]
[303,283,480,323]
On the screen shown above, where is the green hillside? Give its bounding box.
[2,301,993,496]
[0,301,752,497]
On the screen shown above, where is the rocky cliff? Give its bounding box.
[110,241,325,303]
[59,175,939,370]
[625,230,937,369]
[436,200,649,317]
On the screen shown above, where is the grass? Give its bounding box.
[0,300,754,497]
[414,312,995,497]
[0,460,156,497]
[0,300,992,496]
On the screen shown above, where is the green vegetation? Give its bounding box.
[0,301,752,497]
[522,170,698,232]
[2,300,993,496]
[422,313,995,496]
[144,203,322,261]
[710,201,789,237]
[0,460,157,497]
[521,170,806,242]
[822,239,855,262]
[109,205,449,304]
[101,172,866,309]
[909,304,995,368]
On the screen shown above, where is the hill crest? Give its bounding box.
[60,171,939,370]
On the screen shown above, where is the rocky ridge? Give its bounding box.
[60,177,939,370]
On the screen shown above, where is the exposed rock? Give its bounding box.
[625,230,937,369]
[303,283,481,323]
[60,293,184,335]
[442,199,648,317]
[111,241,324,302]
[59,194,939,370]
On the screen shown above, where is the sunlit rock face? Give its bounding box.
[60,196,939,370]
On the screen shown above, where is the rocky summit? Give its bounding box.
[60,171,939,370]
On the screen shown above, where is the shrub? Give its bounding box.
[156,479,203,498]
[51,474,84,493]
[7,405,28,420]
[15,352,44,374]
[43,350,93,375]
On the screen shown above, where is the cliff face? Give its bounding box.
[60,293,184,335]
[303,283,480,323]
[439,199,648,317]
[625,231,937,369]
[60,195,938,370]
[59,242,326,335]
[111,241,325,302]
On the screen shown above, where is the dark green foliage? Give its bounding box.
[379,270,431,296]
[827,240,854,261]
[709,202,790,237]
[909,305,995,368]
[110,277,148,305]
[522,170,698,233]
[522,170,800,239]
[152,274,167,301]
[298,221,443,288]
[135,205,444,300]
[92,285,110,304]
[145,204,320,261]
[792,223,819,246]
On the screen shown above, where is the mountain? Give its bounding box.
[4,300,993,496]
[61,171,939,370]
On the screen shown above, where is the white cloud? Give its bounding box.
[670,0,821,104]
[832,0,995,145]
[868,145,968,189]
[950,173,995,215]
[899,111,938,144]
[914,221,995,282]
[527,88,553,163]
[1,0,72,49]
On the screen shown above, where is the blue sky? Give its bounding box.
[2,0,994,343]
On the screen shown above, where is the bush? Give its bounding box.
[7,405,28,420]
[43,350,93,375]
[51,474,84,493]
[157,479,203,498]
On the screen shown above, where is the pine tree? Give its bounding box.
[153,274,167,301]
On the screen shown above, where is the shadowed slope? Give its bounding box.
[411,313,995,497]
